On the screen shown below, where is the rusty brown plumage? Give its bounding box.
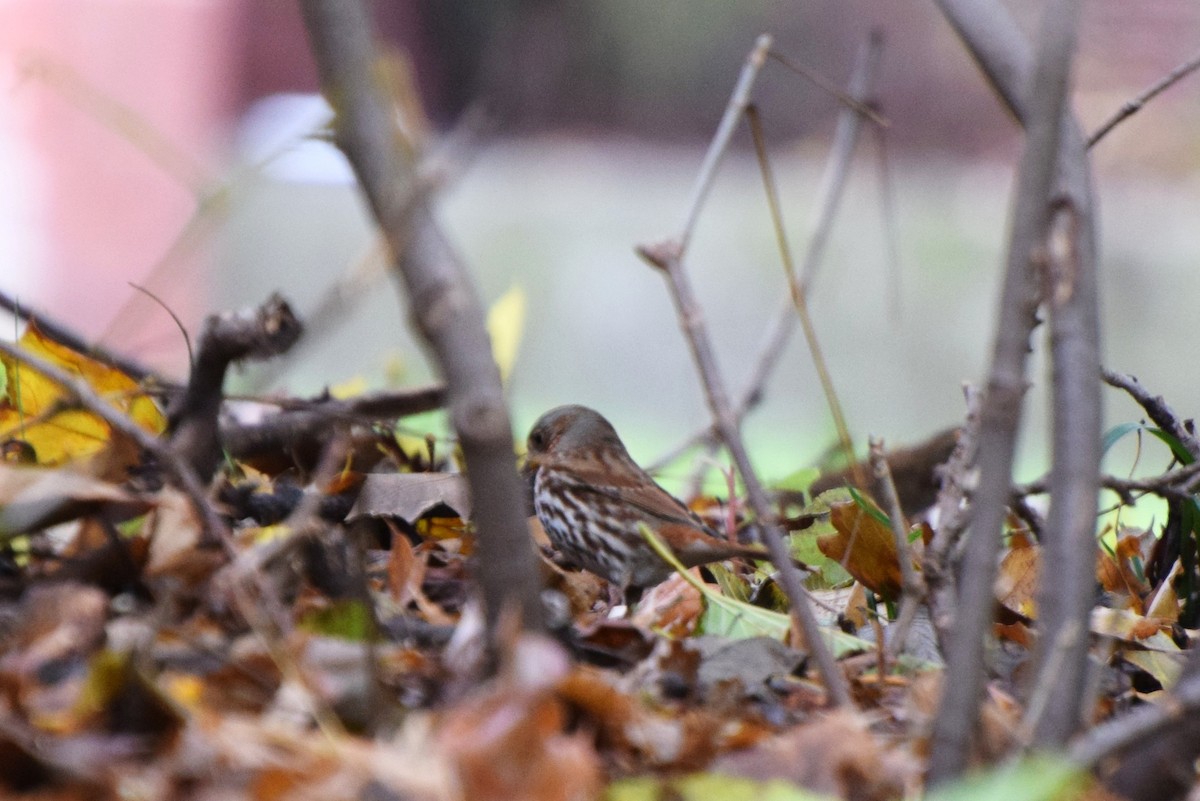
[526,405,780,592]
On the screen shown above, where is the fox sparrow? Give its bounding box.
[526,404,778,592]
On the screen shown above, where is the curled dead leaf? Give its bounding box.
[818,500,905,600]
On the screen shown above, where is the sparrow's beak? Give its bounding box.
[521,451,542,475]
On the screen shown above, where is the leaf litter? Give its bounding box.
[0,314,1194,801]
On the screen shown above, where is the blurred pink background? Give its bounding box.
[0,0,246,370]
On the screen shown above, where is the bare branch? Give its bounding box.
[928,0,1087,781]
[219,385,446,463]
[635,36,851,708]
[0,289,169,386]
[647,33,883,475]
[1103,369,1200,460]
[637,241,850,708]
[675,35,772,256]
[168,294,303,480]
[925,386,981,648]
[1088,48,1200,148]
[298,0,543,635]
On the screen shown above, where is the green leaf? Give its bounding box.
[700,590,793,640]
[299,599,376,640]
[638,524,867,656]
[773,466,820,494]
[1148,427,1195,465]
[640,522,788,639]
[848,486,891,528]
[708,562,751,602]
[1101,421,1145,456]
[926,755,1086,801]
[486,286,526,385]
[792,524,854,590]
[787,488,856,589]
[607,772,835,801]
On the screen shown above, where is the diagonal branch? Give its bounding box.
[1088,48,1200,148]
[647,33,884,475]
[0,339,228,549]
[636,35,851,708]
[298,0,543,635]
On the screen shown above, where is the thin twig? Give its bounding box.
[635,37,851,708]
[676,34,773,255]
[766,50,890,128]
[127,282,194,371]
[0,289,168,385]
[1088,48,1200,148]
[747,32,884,392]
[928,0,1085,781]
[871,123,904,324]
[746,104,860,487]
[17,55,210,191]
[647,33,883,474]
[1103,369,1200,460]
[0,339,228,550]
[638,242,850,708]
[300,0,544,636]
[868,437,926,659]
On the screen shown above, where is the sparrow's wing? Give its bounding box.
[548,453,712,532]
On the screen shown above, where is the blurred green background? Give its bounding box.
[5,0,1199,498]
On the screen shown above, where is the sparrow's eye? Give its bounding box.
[529,430,546,451]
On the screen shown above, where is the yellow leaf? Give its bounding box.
[0,324,166,468]
[417,515,469,542]
[486,286,526,384]
[329,375,369,399]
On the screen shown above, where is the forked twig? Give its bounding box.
[928,0,1087,780]
[647,33,884,474]
[636,35,851,708]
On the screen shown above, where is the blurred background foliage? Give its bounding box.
[4,0,1199,496]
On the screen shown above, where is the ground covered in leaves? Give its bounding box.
[0,320,1195,800]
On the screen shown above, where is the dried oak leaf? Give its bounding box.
[437,635,601,801]
[348,473,470,522]
[712,709,912,801]
[0,463,149,536]
[818,499,905,601]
